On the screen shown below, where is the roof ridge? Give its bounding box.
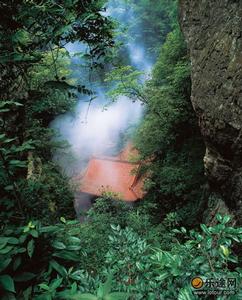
[91,156,139,164]
[130,163,142,189]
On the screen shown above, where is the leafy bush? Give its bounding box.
[0,214,241,299]
[133,27,206,221]
[104,214,242,299]
[19,163,74,223]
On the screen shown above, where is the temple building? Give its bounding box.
[78,143,145,202]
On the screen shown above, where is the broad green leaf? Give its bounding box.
[0,258,12,272]
[9,160,26,168]
[27,239,34,258]
[53,250,80,261]
[97,275,112,298]
[3,138,16,144]
[40,225,59,233]
[52,241,66,250]
[156,271,169,281]
[30,230,39,238]
[200,224,211,235]
[71,282,78,294]
[97,284,104,298]
[0,275,15,293]
[8,237,19,244]
[222,215,231,224]
[68,228,81,235]
[50,260,67,277]
[39,283,49,291]
[110,224,117,231]
[23,286,32,300]
[172,229,181,234]
[0,237,12,244]
[68,237,81,244]
[0,134,6,140]
[227,255,238,263]
[60,217,66,224]
[216,214,223,223]
[0,240,8,249]
[50,277,63,290]
[0,245,13,254]
[220,245,230,257]
[16,247,26,254]
[67,245,82,251]
[231,236,240,243]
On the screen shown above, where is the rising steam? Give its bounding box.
[51,0,152,177]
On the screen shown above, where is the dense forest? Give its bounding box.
[0,0,241,299]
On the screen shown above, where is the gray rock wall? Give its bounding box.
[179,0,242,221]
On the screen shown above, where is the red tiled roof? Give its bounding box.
[80,157,145,201]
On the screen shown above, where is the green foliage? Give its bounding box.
[111,0,178,57]
[135,28,194,155]
[88,195,132,226]
[60,275,129,300]
[0,100,74,223]
[105,66,145,102]
[150,214,242,299]
[75,196,134,272]
[0,0,114,223]
[111,215,242,299]
[130,0,178,55]
[0,219,96,299]
[99,215,241,299]
[133,26,206,224]
[0,205,241,299]
[105,226,152,298]
[19,163,75,223]
[105,27,204,224]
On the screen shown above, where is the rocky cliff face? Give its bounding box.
[179,0,242,222]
